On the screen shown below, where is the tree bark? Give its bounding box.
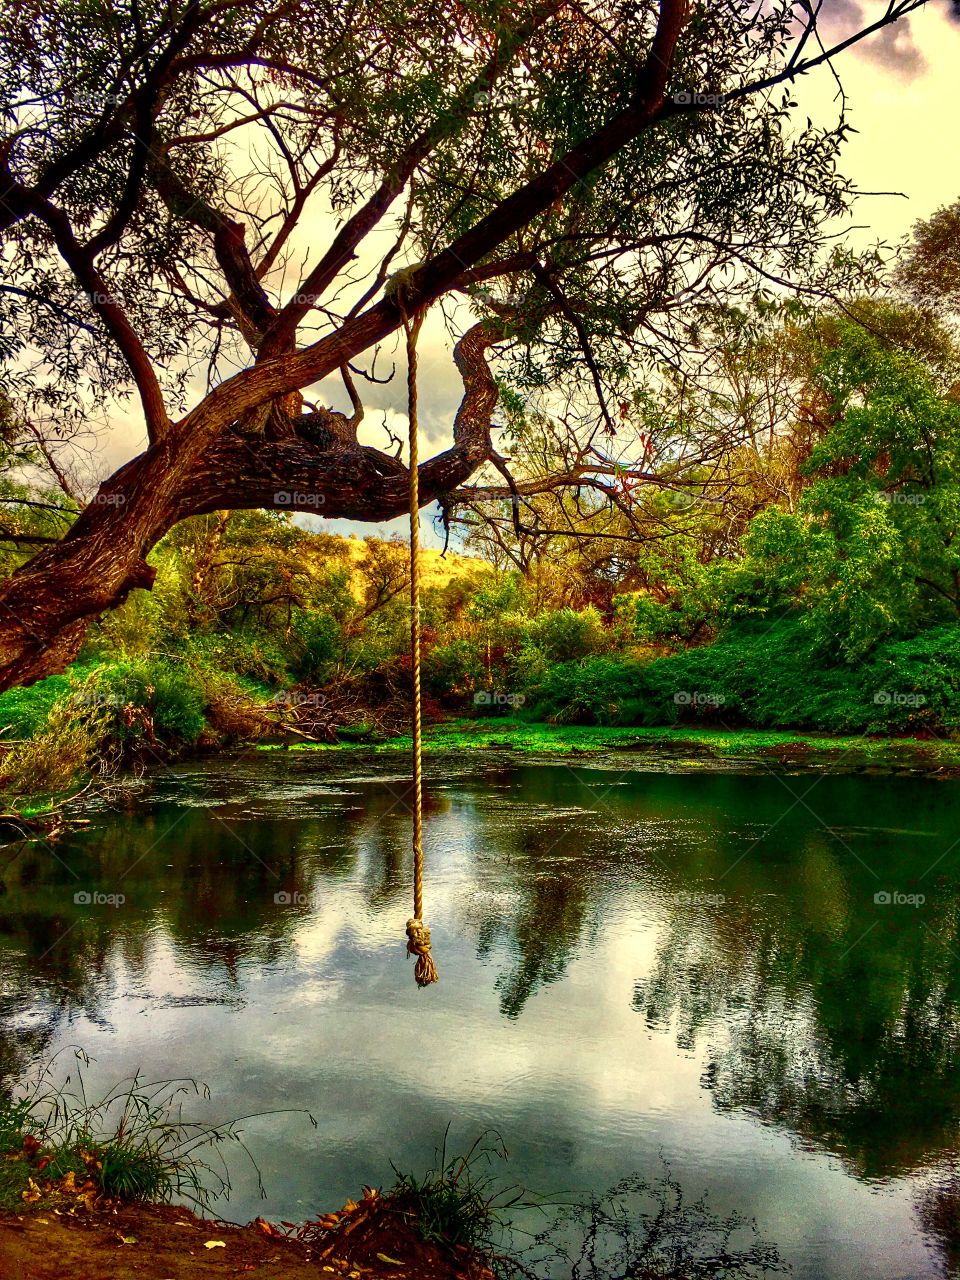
[0,322,502,688]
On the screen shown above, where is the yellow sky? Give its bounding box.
[801,2,960,246]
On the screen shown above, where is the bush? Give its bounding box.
[523,620,960,734]
[424,635,488,702]
[0,688,113,806]
[92,658,207,747]
[522,606,607,663]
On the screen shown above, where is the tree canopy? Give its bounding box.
[0,0,930,686]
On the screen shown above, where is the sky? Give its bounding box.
[90,2,960,546]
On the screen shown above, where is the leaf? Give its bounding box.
[119,1235,137,1246]
[376,1254,404,1266]
[22,1178,41,1204]
[204,1240,227,1250]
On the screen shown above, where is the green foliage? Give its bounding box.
[389,1130,523,1254]
[93,658,207,747]
[291,612,341,681]
[0,678,114,808]
[424,635,488,702]
[0,671,77,738]
[525,621,960,735]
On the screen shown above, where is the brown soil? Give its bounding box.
[0,1197,492,1280]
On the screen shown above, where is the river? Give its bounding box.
[3,748,959,1277]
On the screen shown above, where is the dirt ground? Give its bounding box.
[0,1198,493,1280]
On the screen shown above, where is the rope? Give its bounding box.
[402,306,438,988]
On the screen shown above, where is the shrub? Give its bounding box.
[0,685,113,805]
[92,658,207,747]
[424,635,488,702]
[523,620,960,734]
[522,606,607,663]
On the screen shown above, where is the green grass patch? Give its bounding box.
[259,719,960,769]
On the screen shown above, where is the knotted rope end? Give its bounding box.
[406,917,439,988]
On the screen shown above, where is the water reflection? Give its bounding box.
[1,754,959,1276]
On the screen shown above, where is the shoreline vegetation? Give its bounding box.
[0,691,957,832]
[260,719,960,774]
[0,1064,788,1280]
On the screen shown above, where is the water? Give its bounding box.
[3,749,960,1277]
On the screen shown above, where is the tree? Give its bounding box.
[0,0,930,687]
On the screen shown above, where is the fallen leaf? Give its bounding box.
[376,1253,404,1266]
[60,1170,77,1193]
[21,1178,41,1205]
[204,1240,226,1250]
[119,1235,137,1246]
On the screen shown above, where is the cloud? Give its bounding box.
[817,0,926,77]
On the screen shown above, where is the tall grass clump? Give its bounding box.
[0,1049,310,1211]
[390,1129,525,1254]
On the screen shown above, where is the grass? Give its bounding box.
[389,1129,525,1254]
[0,1049,314,1212]
[257,718,960,769]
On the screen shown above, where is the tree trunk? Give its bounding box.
[0,322,501,689]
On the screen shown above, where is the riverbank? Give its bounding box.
[257,719,960,777]
[0,1195,491,1279]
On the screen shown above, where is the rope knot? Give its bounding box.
[406,917,439,988]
